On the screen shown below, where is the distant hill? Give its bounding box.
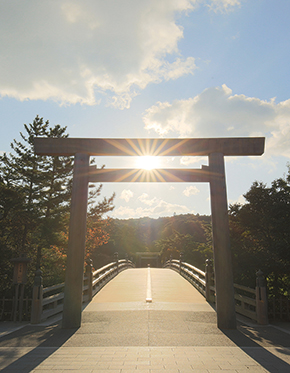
[92,213,212,270]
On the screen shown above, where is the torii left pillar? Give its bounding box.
[209,152,236,329]
[62,153,89,328]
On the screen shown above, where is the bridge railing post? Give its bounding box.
[31,269,43,324]
[205,259,214,303]
[114,252,119,274]
[85,259,93,302]
[256,269,268,325]
[179,252,184,275]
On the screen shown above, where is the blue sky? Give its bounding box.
[1,0,290,219]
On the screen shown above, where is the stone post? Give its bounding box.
[209,152,236,329]
[179,252,184,275]
[205,259,214,303]
[114,252,119,274]
[62,153,90,328]
[85,259,93,302]
[256,270,268,325]
[31,269,43,324]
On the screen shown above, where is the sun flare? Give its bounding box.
[136,156,160,170]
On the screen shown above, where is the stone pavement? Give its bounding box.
[0,268,290,372]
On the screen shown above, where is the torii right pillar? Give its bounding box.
[209,152,236,329]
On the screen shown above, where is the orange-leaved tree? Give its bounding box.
[42,179,115,283]
[85,184,115,267]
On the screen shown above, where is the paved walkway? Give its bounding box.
[0,268,290,372]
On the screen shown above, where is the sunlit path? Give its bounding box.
[83,268,213,312]
[84,268,148,310]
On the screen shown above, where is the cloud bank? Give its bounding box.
[113,189,194,218]
[112,200,190,219]
[143,85,290,158]
[0,1,240,108]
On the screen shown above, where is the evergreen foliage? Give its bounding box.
[0,116,73,293]
[0,116,115,296]
[229,166,290,297]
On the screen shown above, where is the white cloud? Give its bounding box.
[112,186,199,218]
[120,189,134,203]
[0,1,195,108]
[207,0,241,13]
[138,193,159,206]
[143,84,290,157]
[0,1,241,108]
[229,194,245,206]
[151,200,190,215]
[183,186,200,196]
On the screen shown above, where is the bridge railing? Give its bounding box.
[41,282,65,322]
[164,259,209,297]
[31,258,134,324]
[164,259,268,325]
[233,283,256,321]
[83,258,134,302]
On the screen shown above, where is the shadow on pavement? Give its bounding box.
[0,322,77,372]
[224,322,290,372]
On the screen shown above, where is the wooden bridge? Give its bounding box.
[30,259,268,328]
[1,263,290,372]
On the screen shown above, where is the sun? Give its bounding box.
[136,156,160,170]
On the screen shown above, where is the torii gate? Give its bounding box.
[34,137,265,330]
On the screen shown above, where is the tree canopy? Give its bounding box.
[0,116,114,294]
[229,167,290,297]
[102,214,212,269]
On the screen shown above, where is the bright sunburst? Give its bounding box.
[136,156,160,170]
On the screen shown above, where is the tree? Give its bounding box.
[154,230,192,263]
[85,184,115,267]
[229,167,290,296]
[102,214,213,268]
[0,116,73,290]
[0,178,25,293]
[0,116,117,293]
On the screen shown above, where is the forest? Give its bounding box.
[1,116,290,300]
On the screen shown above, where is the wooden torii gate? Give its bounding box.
[34,137,265,330]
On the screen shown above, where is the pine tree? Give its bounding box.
[0,115,116,292]
[0,116,73,276]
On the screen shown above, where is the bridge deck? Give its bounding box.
[85,268,211,311]
[1,268,290,372]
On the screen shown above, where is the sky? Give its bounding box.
[1,0,290,219]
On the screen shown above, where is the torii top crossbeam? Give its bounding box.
[34,137,264,157]
[34,137,265,183]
